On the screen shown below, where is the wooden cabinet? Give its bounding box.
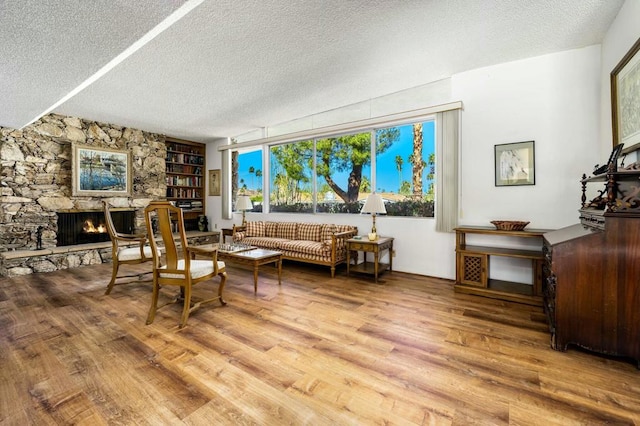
[454,226,546,306]
[165,138,205,230]
[544,218,640,365]
[543,153,640,364]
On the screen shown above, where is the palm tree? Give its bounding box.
[395,155,403,191]
[255,169,262,190]
[410,123,425,200]
[248,166,255,189]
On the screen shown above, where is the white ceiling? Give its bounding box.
[1,0,624,142]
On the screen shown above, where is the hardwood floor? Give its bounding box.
[1,261,639,425]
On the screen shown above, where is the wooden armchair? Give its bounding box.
[144,201,227,328]
[104,201,158,295]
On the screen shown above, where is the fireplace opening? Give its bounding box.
[57,210,135,247]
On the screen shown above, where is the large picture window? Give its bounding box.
[231,118,436,217]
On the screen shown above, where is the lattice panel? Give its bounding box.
[463,256,483,284]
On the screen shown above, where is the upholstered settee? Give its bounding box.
[232,221,357,277]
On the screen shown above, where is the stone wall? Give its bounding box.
[0,113,167,254]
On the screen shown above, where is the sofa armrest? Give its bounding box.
[329,228,358,260]
[232,225,246,241]
[333,229,358,242]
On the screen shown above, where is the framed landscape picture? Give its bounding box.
[72,144,132,196]
[494,141,535,187]
[611,36,640,148]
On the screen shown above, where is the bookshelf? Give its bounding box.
[165,137,205,229]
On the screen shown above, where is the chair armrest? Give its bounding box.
[113,232,147,242]
[187,245,221,274]
[187,245,218,258]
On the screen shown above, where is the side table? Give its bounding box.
[221,228,234,243]
[346,237,394,283]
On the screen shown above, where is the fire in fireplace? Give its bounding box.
[83,219,107,234]
[57,210,135,246]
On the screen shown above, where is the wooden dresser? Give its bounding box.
[543,150,640,365]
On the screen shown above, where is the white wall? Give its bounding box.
[453,45,602,231]
[600,0,640,159]
[204,44,608,281]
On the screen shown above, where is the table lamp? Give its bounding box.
[236,195,253,226]
[360,193,386,241]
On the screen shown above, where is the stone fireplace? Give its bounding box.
[0,113,168,276]
[57,209,136,246]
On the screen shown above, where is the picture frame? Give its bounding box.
[611,36,640,148]
[494,141,535,187]
[208,169,221,196]
[72,144,132,196]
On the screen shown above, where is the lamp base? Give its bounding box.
[368,232,377,241]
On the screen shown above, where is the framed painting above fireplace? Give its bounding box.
[72,144,132,196]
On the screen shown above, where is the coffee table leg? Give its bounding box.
[277,258,282,285]
[253,263,259,293]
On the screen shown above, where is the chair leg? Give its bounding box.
[146,279,160,325]
[105,259,120,295]
[218,272,227,305]
[179,284,192,328]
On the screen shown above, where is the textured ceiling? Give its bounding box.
[1,0,625,142]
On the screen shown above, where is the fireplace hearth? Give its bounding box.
[57,210,135,247]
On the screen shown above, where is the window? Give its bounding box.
[231,118,436,217]
[315,132,371,213]
[269,140,314,213]
[236,148,262,211]
[374,121,435,217]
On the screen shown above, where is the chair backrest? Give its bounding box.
[144,201,187,270]
[103,201,122,254]
[103,201,118,240]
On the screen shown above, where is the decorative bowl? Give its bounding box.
[490,220,530,231]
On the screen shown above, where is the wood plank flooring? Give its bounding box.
[1,261,639,425]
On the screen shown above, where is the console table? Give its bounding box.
[454,226,548,306]
[346,237,394,283]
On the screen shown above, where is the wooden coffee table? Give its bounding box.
[217,248,282,293]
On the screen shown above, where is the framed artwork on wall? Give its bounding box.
[494,141,535,187]
[209,169,221,196]
[611,36,640,148]
[72,144,132,196]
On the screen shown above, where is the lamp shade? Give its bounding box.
[360,193,386,215]
[236,195,253,211]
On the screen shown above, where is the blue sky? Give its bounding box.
[237,121,435,194]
